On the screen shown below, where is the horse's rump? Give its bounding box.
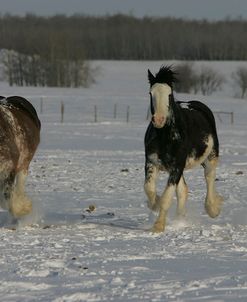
[0,96,41,172]
[1,96,41,130]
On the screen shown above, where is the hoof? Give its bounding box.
[10,193,32,218]
[150,222,165,233]
[205,194,223,218]
[147,195,161,212]
[176,209,187,218]
[10,202,32,218]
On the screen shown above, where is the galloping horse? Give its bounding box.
[144,66,223,232]
[0,96,40,219]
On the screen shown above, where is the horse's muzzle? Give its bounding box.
[152,115,165,128]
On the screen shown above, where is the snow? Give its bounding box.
[0,61,247,301]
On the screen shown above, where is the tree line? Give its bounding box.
[1,14,247,60]
[0,14,247,87]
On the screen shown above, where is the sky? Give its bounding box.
[0,0,247,20]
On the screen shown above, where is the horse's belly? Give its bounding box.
[185,136,214,170]
[185,156,203,169]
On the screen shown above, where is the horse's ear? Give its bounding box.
[148,69,155,86]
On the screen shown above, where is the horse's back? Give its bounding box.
[187,101,217,132]
[3,96,41,130]
[178,101,216,132]
[179,100,219,157]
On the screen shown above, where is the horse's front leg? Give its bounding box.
[176,175,188,217]
[152,169,182,233]
[204,158,223,218]
[144,162,160,211]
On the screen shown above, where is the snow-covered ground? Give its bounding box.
[0,61,247,301]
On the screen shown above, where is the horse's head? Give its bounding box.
[148,66,177,128]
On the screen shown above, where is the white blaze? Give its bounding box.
[150,83,172,127]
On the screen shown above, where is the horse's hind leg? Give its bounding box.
[9,170,32,218]
[203,157,223,218]
[0,172,15,211]
[176,175,188,217]
[144,163,160,211]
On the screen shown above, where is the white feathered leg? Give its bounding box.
[204,158,223,218]
[176,175,188,217]
[9,171,32,218]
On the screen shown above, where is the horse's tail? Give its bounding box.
[188,100,219,156]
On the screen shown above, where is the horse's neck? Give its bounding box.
[157,103,184,140]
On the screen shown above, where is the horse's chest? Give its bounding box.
[148,151,176,171]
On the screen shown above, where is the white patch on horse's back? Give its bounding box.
[150,83,171,117]
[179,102,190,109]
[185,135,214,170]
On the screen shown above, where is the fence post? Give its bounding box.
[40,97,43,114]
[216,112,223,123]
[231,112,234,124]
[126,105,130,123]
[94,105,98,123]
[214,111,234,124]
[61,101,64,123]
[114,103,117,119]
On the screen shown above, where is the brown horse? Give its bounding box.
[0,96,40,218]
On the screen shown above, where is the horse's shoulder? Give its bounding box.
[2,96,41,130]
[145,122,157,146]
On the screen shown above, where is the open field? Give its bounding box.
[0,61,247,301]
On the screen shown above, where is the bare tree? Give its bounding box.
[232,66,247,98]
[197,66,225,95]
[2,49,96,88]
[174,62,197,93]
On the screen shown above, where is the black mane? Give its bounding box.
[148,65,177,88]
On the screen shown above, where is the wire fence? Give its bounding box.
[28,95,234,125]
[29,96,149,124]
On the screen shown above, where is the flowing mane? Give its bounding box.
[148,65,177,87]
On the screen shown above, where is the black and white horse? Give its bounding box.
[0,96,40,219]
[144,66,223,232]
